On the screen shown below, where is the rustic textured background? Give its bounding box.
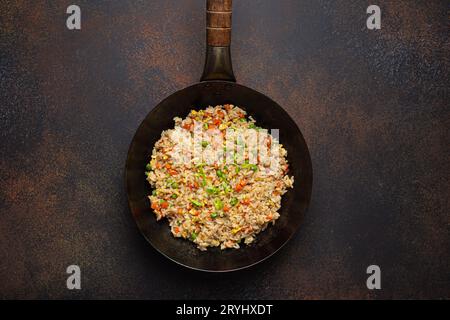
[0,0,449,299]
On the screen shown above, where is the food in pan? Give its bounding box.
[145,104,293,250]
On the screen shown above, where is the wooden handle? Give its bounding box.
[206,0,232,46]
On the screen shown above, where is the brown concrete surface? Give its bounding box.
[0,0,449,299]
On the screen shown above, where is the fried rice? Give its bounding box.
[145,104,294,250]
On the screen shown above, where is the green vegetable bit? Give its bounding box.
[242,163,258,172]
[230,197,239,206]
[248,123,261,130]
[216,169,225,179]
[197,168,207,186]
[214,199,224,210]
[203,123,208,130]
[201,141,208,148]
[146,163,152,171]
[190,199,203,207]
[210,212,218,219]
[145,171,150,177]
[191,232,197,240]
[171,194,178,199]
[222,182,232,193]
[170,182,179,189]
[235,166,240,174]
[206,186,219,195]
[152,190,157,196]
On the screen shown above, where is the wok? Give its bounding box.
[126,0,312,272]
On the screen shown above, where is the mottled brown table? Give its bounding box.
[0,0,448,299]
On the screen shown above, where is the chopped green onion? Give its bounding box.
[242,163,258,171]
[235,166,240,174]
[211,212,218,219]
[170,182,179,189]
[201,141,208,148]
[206,186,219,195]
[240,118,247,122]
[222,182,232,193]
[203,123,208,130]
[216,170,225,179]
[171,194,178,199]
[145,171,150,177]
[152,190,157,196]
[248,123,261,130]
[230,197,239,206]
[146,163,152,171]
[214,199,223,210]
[191,232,197,240]
[190,199,203,207]
[197,168,207,186]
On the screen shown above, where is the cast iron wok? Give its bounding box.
[125,0,312,272]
